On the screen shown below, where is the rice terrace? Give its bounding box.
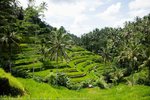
[0,0,150,100]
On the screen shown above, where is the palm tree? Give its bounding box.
[39,38,48,62]
[0,0,21,72]
[0,32,20,72]
[100,47,111,65]
[47,27,72,85]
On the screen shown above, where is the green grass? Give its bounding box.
[0,68,25,95]
[2,78,150,100]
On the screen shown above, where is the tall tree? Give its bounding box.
[0,0,20,71]
[47,27,72,85]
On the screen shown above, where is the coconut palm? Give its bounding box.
[48,27,72,62]
[47,27,72,85]
[0,32,20,72]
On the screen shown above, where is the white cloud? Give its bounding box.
[18,0,150,37]
[89,8,96,11]
[18,0,28,8]
[97,2,121,20]
[18,0,104,36]
[45,1,86,17]
[129,9,150,18]
[128,0,150,19]
[70,14,89,36]
[112,18,133,28]
[50,0,77,4]
[73,14,88,25]
[43,0,103,36]
[129,0,150,10]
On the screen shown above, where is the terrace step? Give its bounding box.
[66,72,86,78]
[13,62,43,72]
[84,63,101,72]
[15,58,38,66]
[52,68,78,73]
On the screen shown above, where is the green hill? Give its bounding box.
[12,43,106,84]
[0,68,25,96]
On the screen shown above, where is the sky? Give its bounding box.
[18,0,150,37]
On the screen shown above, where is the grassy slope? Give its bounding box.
[3,78,150,100]
[0,68,25,95]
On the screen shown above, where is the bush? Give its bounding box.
[137,77,146,84]
[33,76,43,83]
[44,72,70,87]
[12,69,29,78]
[103,67,124,85]
[67,82,82,90]
[124,67,149,85]
[0,68,25,96]
[95,76,108,89]
[81,79,93,88]
[44,73,56,85]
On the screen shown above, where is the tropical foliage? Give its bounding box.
[0,0,150,99]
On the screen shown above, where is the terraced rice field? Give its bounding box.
[12,45,108,84]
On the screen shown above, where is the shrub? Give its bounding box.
[81,79,93,88]
[44,72,70,87]
[33,76,43,83]
[124,67,149,85]
[0,68,25,96]
[12,69,29,78]
[103,67,124,85]
[95,76,108,89]
[67,82,82,90]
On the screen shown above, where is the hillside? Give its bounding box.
[0,68,25,96]
[1,78,149,100]
[0,42,147,99]
[0,0,150,99]
[12,42,107,85]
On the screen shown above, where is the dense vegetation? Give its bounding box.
[0,0,150,99]
[80,15,150,86]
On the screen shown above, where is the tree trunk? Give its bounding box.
[56,52,58,86]
[8,43,12,73]
[148,58,150,81]
[33,66,34,78]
